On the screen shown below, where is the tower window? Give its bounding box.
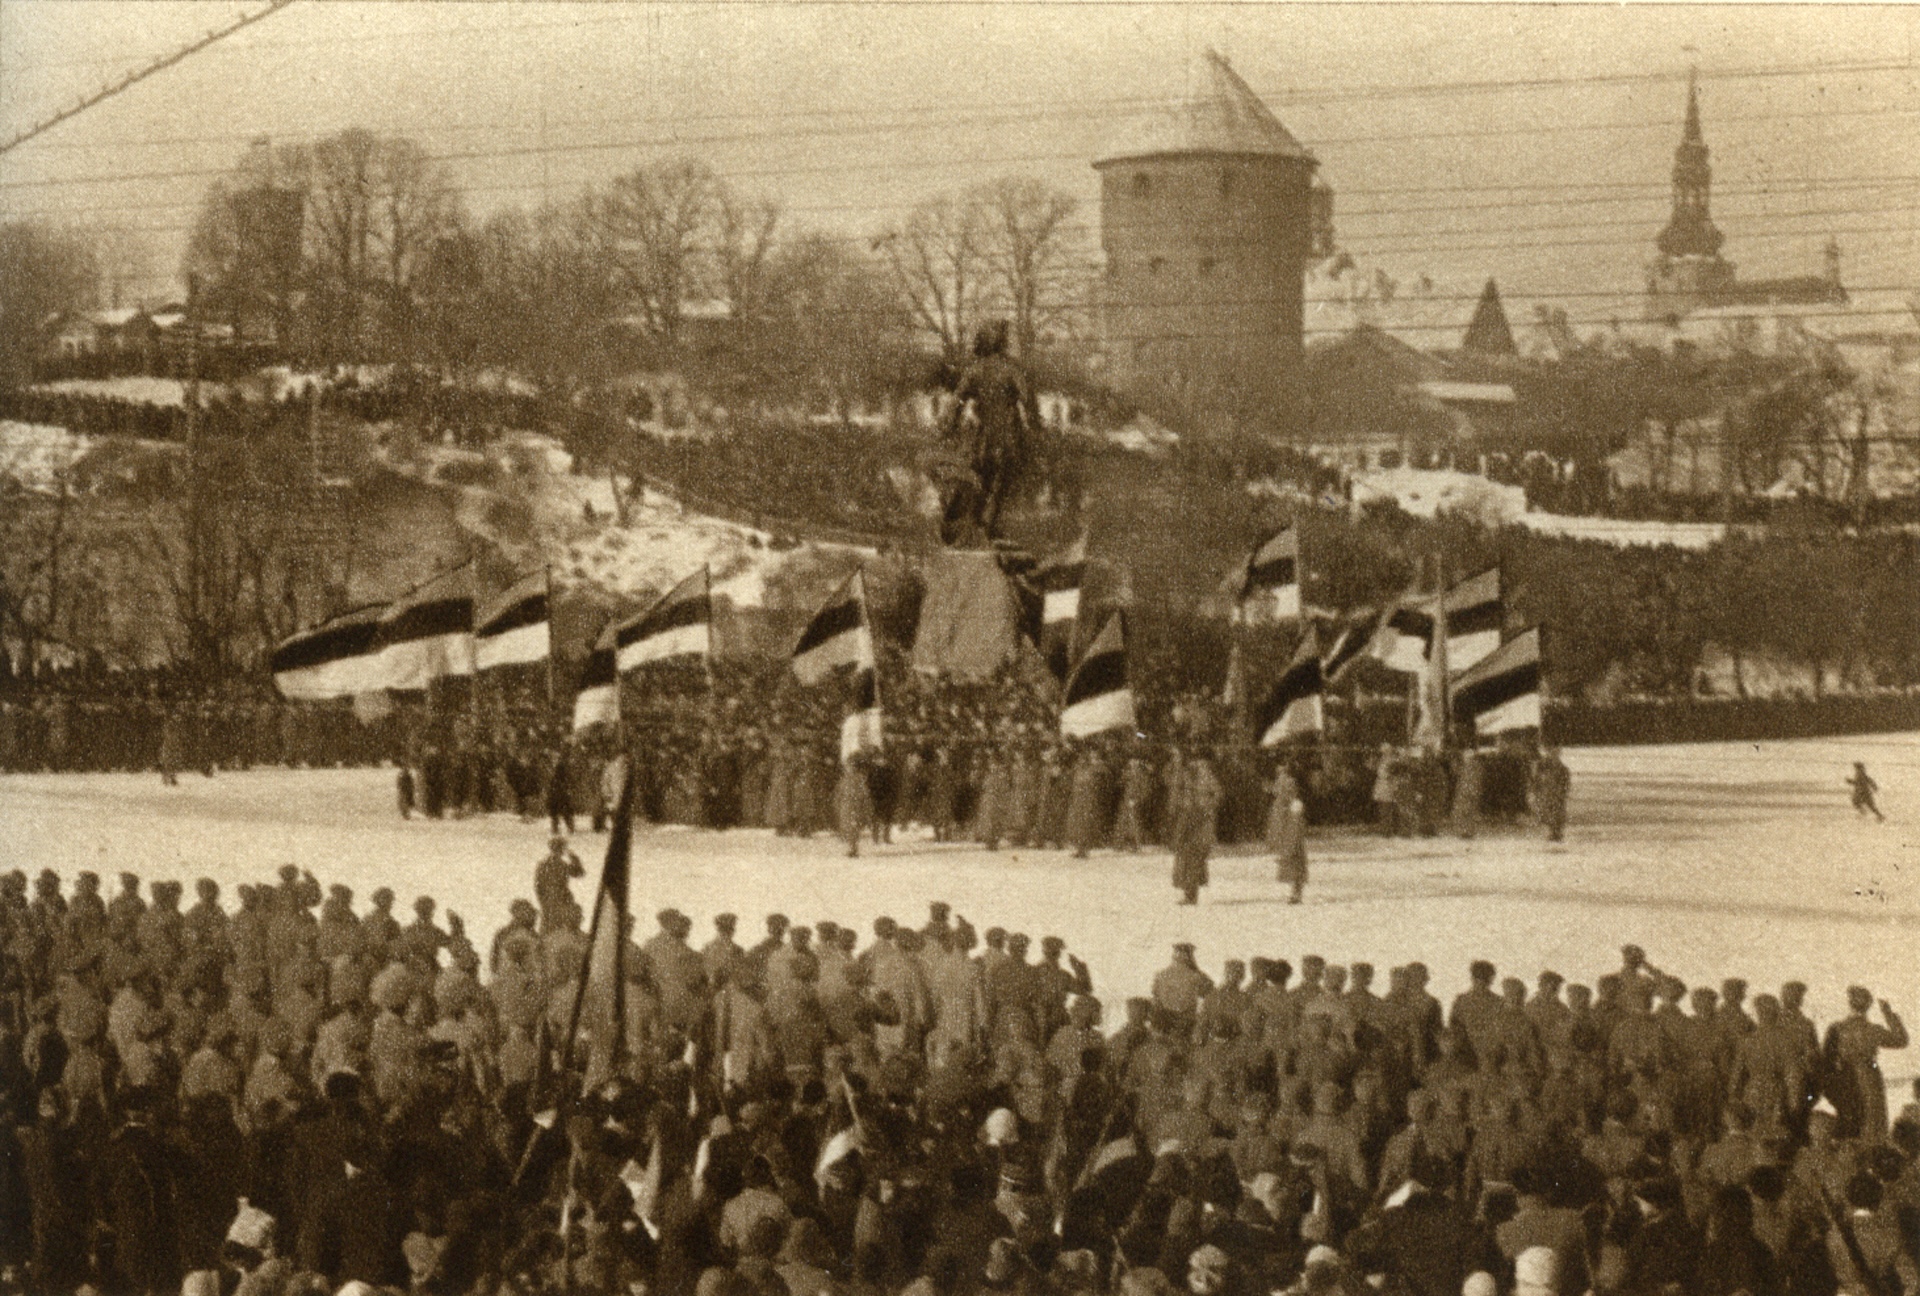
[1198,257,1217,276]
[1132,173,1153,198]
[1149,256,1167,276]
[1219,168,1234,199]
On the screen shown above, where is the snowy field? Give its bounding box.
[4,731,1917,1090]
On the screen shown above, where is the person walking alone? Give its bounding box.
[1847,762,1884,821]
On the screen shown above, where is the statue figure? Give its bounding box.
[936,320,1040,547]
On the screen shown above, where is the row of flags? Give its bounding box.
[1021,524,1543,748]
[271,525,1542,755]
[270,563,554,702]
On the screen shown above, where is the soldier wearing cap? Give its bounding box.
[748,913,789,981]
[534,835,585,935]
[920,901,953,944]
[1032,935,1091,1044]
[703,913,744,988]
[1823,986,1908,1140]
[1152,942,1214,1038]
[107,871,145,929]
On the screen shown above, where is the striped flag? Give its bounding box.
[474,571,552,671]
[1443,569,1502,674]
[792,572,872,686]
[1366,593,1439,675]
[1321,606,1385,684]
[1060,614,1134,738]
[561,764,635,1093]
[839,664,883,763]
[270,604,388,701]
[372,563,476,691]
[1256,630,1325,746]
[1450,627,1542,736]
[1232,526,1301,623]
[572,618,620,732]
[1032,535,1086,679]
[616,567,711,671]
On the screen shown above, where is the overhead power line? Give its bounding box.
[0,0,299,158]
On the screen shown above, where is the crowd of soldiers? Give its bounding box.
[4,657,1565,859]
[1,860,1914,1296]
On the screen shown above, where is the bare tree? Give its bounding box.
[588,157,725,355]
[875,193,989,363]
[0,220,99,381]
[971,176,1082,360]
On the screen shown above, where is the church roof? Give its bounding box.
[1095,50,1314,166]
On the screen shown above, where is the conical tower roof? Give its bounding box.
[1096,49,1314,166]
[1461,280,1517,357]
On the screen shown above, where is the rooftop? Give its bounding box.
[1095,49,1314,167]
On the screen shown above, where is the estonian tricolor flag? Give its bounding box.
[1032,535,1086,679]
[1367,594,1438,675]
[1255,630,1325,746]
[616,566,711,671]
[372,563,476,691]
[792,572,872,686]
[1233,527,1300,623]
[1449,626,1542,736]
[573,618,620,732]
[1060,613,1134,738]
[474,571,552,671]
[1443,568,1502,675]
[1321,605,1383,684]
[839,663,883,763]
[270,604,387,701]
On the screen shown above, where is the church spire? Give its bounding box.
[1682,67,1704,144]
[1656,69,1724,259]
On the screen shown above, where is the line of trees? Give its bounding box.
[160,130,1093,412]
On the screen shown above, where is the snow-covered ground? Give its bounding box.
[5,732,1916,1093]
[29,376,223,406]
[1347,467,1728,550]
[0,420,91,493]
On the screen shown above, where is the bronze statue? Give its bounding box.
[936,320,1040,547]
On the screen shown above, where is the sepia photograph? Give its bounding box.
[0,4,1916,1294]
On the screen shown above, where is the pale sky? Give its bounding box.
[2,3,1915,328]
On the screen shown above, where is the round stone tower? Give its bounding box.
[1095,50,1322,434]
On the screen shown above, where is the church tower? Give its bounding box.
[1647,72,1735,319]
[1095,51,1327,435]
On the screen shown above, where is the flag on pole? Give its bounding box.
[474,570,552,671]
[839,664,883,763]
[1366,593,1438,675]
[572,618,620,732]
[616,566,712,671]
[1060,614,1134,738]
[1443,568,1502,674]
[1032,535,1086,679]
[1449,627,1542,736]
[1255,630,1325,746]
[270,604,388,700]
[792,572,872,686]
[561,765,635,1094]
[1232,526,1301,623]
[372,563,476,691]
[1321,606,1385,684]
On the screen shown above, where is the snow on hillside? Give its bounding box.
[1348,467,1727,550]
[426,431,874,610]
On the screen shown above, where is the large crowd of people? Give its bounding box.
[0,655,1548,850]
[1,860,1914,1296]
